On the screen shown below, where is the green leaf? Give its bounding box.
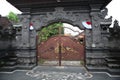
[38,22,63,42]
[7,12,19,23]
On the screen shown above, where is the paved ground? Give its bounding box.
[0,66,120,80]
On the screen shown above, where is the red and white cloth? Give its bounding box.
[29,23,34,30]
[82,21,92,29]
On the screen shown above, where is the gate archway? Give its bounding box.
[37,23,85,66]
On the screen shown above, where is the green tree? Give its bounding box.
[38,22,64,42]
[7,12,19,23]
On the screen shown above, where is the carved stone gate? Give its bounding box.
[2,0,119,75]
[16,6,112,67]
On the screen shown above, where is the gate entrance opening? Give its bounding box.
[37,23,85,66]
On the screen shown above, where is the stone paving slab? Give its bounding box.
[0,66,120,80]
[26,71,91,80]
[32,66,86,73]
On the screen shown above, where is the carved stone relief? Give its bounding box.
[90,8,112,48]
[18,15,31,48]
[31,7,90,30]
[18,7,112,49]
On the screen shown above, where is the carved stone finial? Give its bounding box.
[113,20,120,29]
[98,8,108,19]
[101,8,108,16]
[109,20,120,39]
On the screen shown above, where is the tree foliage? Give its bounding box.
[7,12,19,23]
[38,22,64,42]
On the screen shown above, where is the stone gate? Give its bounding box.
[15,5,112,69]
[1,0,120,75]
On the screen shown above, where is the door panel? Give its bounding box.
[37,35,84,65]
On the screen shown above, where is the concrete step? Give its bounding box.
[105,58,120,61]
[87,66,120,75]
[108,68,120,75]
[0,66,16,72]
[0,56,17,72]
[86,66,108,72]
[107,63,120,69]
[106,57,120,75]
[0,53,9,58]
[9,57,17,61]
[16,64,36,70]
[105,57,120,64]
[106,57,120,60]
[5,62,16,66]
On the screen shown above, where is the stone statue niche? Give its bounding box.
[109,20,120,49]
[109,20,120,39]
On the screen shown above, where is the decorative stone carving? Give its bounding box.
[98,8,108,19]
[19,15,31,25]
[90,8,112,48]
[31,7,90,30]
[19,15,31,48]
[109,20,120,48]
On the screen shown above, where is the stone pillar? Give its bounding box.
[86,6,110,69]
[29,28,37,68]
[21,15,30,48]
[90,11,103,48]
[15,15,36,69]
[29,28,37,49]
[85,29,92,48]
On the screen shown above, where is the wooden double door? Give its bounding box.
[37,35,85,66]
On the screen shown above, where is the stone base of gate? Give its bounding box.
[38,61,84,66]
